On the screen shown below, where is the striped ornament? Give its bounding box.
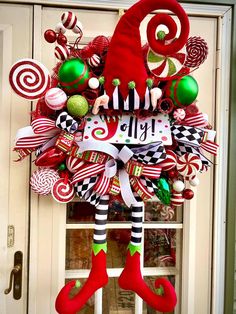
[185,36,208,68]
[66,156,84,173]
[61,11,77,29]
[170,192,184,207]
[159,150,177,171]
[177,153,202,177]
[45,87,67,110]
[87,54,101,67]
[147,48,186,79]
[54,45,70,61]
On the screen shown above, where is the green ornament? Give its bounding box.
[167,75,198,107]
[58,58,89,94]
[58,163,66,171]
[155,178,171,205]
[67,95,89,117]
[99,76,105,85]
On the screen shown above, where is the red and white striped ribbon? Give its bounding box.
[93,172,110,195]
[31,117,58,134]
[200,140,219,156]
[142,165,162,179]
[181,112,208,128]
[71,163,105,184]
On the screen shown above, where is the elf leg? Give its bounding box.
[118,199,177,313]
[55,195,109,314]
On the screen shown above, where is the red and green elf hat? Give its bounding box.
[103,0,190,102]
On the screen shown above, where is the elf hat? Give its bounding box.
[97,0,189,112]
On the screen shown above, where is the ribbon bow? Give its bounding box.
[71,141,166,207]
[14,112,79,160]
[171,124,219,167]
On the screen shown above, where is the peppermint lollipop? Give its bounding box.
[185,36,208,68]
[30,168,60,195]
[51,178,75,203]
[177,153,202,177]
[9,59,51,100]
[160,205,175,220]
[159,150,177,171]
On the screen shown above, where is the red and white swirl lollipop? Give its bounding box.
[185,36,208,68]
[160,205,175,220]
[159,150,177,171]
[30,168,60,195]
[9,58,51,100]
[66,156,84,173]
[177,153,202,177]
[51,178,75,203]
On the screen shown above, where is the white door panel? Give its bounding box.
[0,4,32,314]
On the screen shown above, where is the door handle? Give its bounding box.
[4,251,23,300]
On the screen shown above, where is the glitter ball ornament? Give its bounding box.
[51,178,75,203]
[67,95,89,117]
[58,58,89,94]
[30,168,60,195]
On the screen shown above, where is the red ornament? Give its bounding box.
[168,170,177,179]
[35,146,66,168]
[183,189,194,200]
[44,29,57,43]
[57,33,67,46]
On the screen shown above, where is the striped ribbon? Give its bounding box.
[71,142,164,205]
[200,140,219,156]
[180,112,208,128]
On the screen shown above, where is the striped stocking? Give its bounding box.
[55,195,109,314]
[118,199,177,312]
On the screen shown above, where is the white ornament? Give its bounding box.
[88,77,99,90]
[172,180,185,192]
[55,22,66,34]
[189,177,200,187]
[72,21,83,34]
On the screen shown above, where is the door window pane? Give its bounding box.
[103,277,135,313]
[144,229,177,267]
[145,202,183,223]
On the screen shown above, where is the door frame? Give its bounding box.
[5,0,233,313]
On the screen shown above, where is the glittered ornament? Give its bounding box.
[189,176,200,187]
[58,58,89,94]
[155,178,171,205]
[30,168,60,195]
[67,95,89,117]
[166,75,198,107]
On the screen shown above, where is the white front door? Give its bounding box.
[1,2,230,314]
[0,3,33,314]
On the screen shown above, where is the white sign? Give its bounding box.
[83,114,172,145]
